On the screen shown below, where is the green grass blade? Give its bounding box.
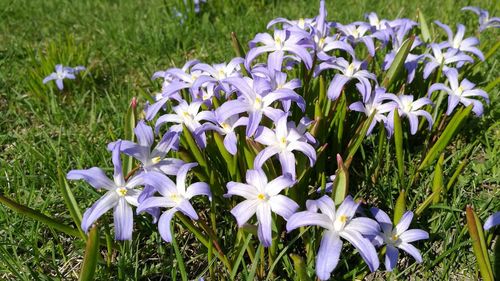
[345,111,376,168]
[417,9,431,43]
[230,233,253,280]
[393,108,404,183]
[418,105,473,171]
[0,194,80,237]
[79,226,100,281]
[57,166,85,239]
[247,244,262,281]
[123,97,137,175]
[171,224,188,281]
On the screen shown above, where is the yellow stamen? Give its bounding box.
[339,215,348,223]
[257,193,267,201]
[116,187,128,197]
[151,157,161,164]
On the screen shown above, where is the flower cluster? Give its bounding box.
[65,1,496,279]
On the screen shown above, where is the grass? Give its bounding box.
[0,0,498,280]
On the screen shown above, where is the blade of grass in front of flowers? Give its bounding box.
[57,166,85,239]
[78,226,100,281]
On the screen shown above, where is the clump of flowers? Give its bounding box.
[62,1,497,280]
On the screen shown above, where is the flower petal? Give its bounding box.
[231,199,260,226]
[81,191,119,232]
[316,231,343,281]
[385,245,399,271]
[67,168,116,190]
[399,229,429,243]
[269,194,299,219]
[398,242,423,263]
[158,208,178,242]
[113,198,134,240]
[340,229,380,272]
[256,203,273,247]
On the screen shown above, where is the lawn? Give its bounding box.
[0,0,499,280]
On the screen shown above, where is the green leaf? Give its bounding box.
[345,111,376,168]
[466,206,493,281]
[230,233,253,280]
[57,166,85,239]
[382,36,415,89]
[432,154,445,204]
[393,108,404,183]
[182,125,208,169]
[446,160,467,191]
[247,244,262,281]
[394,190,406,224]
[0,194,80,237]
[171,224,188,281]
[418,105,473,171]
[79,226,100,281]
[333,154,349,205]
[290,254,311,281]
[231,32,249,77]
[123,97,137,175]
[417,9,431,43]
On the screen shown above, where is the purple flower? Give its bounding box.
[195,112,248,155]
[484,211,500,230]
[371,208,429,271]
[155,100,211,148]
[349,84,398,135]
[434,21,484,60]
[287,196,380,279]
[67,141,144,240]
[462,7,500,32]
[317,57,376,101]
[108,120,184,174]
[254,114,316,180]
[43,64,85,90]
[423,43,473,79]
[336,22,375,56]
[147,60,202,120]
[245,29,312,71]
[387,95,433,135]
[137,163,211,242]
[191,57,244,95]
[216,76,305,137]
[428,69,489,116]
[226,169,298,247]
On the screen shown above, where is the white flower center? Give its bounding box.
[456,86,464,96]
[298,18,305,29]
[334,215,349,231]
[346,63,356,77]
[279,136,288,150]
[56,71,65,80]
[221,122,231,133]
[169,193,183,204]
[253,95,263,110]
[257,193,269,201]
[116,187,128,197]
[275,36,284,50]
[402,100,413,113]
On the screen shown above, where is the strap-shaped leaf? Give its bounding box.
[466,206,493,281]
[382,36,415,89]
[418,105,473,171]
[417,9,431,43]
[393,108,404,182]
[79,226,100,281]
[394,190,406,224]
[57,166,85,239]
[0,194,80,237]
